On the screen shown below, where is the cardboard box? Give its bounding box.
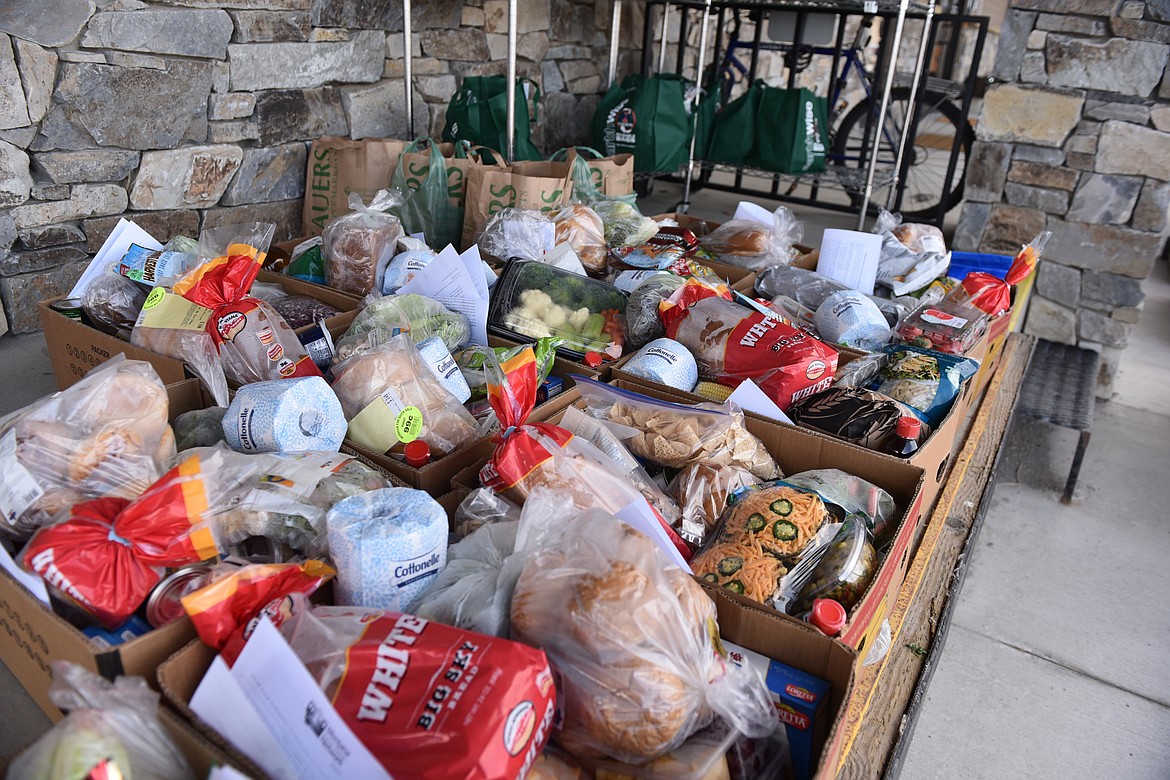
[40,270,362,391]
[709,588,857,780]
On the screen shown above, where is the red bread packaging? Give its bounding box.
[279,594,557,780]
[661,280,838,410]
[21,448,256,627]
[477,346,691,560]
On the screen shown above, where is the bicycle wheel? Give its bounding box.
[832,88,974,221]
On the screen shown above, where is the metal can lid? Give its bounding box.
[145,563,212,628]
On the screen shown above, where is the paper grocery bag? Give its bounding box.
[585,152,635,198]
[460,162,573,250]
[303,137,411,235]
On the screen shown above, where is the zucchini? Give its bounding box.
[723,579,745,594]
[772,520,798,542]
[770,498,794,516]
[717,556,744,576]
[746,513,767,533]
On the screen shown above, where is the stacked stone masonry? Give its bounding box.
[0,0,646,335]
[955,1,1170,397]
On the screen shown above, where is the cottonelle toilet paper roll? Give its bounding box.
[222,376,347,453]
[622,337,700,392]
[326,487,448,611]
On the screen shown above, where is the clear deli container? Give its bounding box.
[488,259,627,360]
[790,516,879,616]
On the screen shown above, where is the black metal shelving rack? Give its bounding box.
[605,0,988,228]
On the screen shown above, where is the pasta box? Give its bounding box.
[604,379,926,670]
[39,269,362,391]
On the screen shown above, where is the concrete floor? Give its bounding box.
[1,184,1168,777]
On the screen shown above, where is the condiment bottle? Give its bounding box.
[884,416,922,458]
[808,598,847,637]
[404,439,431,468]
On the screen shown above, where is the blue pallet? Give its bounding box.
[948,251,1013,282]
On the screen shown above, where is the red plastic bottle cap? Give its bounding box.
[810,599,847,636]
[583,351,604,368]
[895,416,922,439]
[404,439,431,468]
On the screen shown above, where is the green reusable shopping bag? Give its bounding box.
[706,81,763,167]
[692,85,721,162]
[442,76,542,162]
[390,139,465,249]
[591,74,693,174]
[752,86,829,174]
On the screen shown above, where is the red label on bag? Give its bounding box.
[330,614,556,779]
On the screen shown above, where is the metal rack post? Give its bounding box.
[608,0,624,85]
[857,0,910,229]
[658,2,672,72]
[403,0,414,137]
[679,0,713,213]
[505,0,517,162]
[885,2,934,212]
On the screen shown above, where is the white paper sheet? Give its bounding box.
[727,379,794,425]
[816,228,882,295]
[615,499,692,573]
[0,540,48,605]
[192,618,390,780]
[543,243,587,276]
[733,201,776,228]
[69,219,162,299]
[399,245,489,346]
[458,243,490,301]
[208,765,254,780]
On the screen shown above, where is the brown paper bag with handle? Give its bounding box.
[577,150,635,198]
[303,137,410,235]
[460,162,573,250]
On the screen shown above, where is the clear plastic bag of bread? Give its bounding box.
[453,486,521,539]
[6,661,195,780]
[573,376,782,481]
[509,494,775,765]
[668,463,761,550]
[330,332,480,457]
[872,209,950,295]
[480,207,555,262]
[129,319,229,407]
[697,205,802,271]
[321,189,406,296]
[81,271,148,338]
[0,357,176,539]
[553,203,608,275]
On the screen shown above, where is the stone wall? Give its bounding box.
[952,0,1170,396]
[0,0,644,335]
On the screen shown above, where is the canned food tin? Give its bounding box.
[145,563,213,628]
[49,298,85,321]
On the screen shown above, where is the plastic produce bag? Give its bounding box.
[594,200,658,249]
[174,407,227,451]
[480,207,555,262]
[22,447,261,627]
[331,333,480,457]
[414,520,520,637]
[130,322,229,408]
[335,293,471,361]
[667,463,760,549]
[872,209,949,296]
[7,662,194,780]
[755,264,909,329]
[210,451,388,557]
[813,290,893,350]
[455,336,560,402]
[831,352,888,389]
[270,294,340,329]
[0,357,175,538]
[874,345,979,427]
[574,377,782,480]
[553,203,608,275]
[625,272,684,348]
[180,559,335,657]
[697,206,802,271]
[326,487,448,611]
[322,190,406,296]
[784,468,898,548]
[81,272,148,337]
[510,507,775,764]
[278,595,556,780]
[453,486,521,539]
